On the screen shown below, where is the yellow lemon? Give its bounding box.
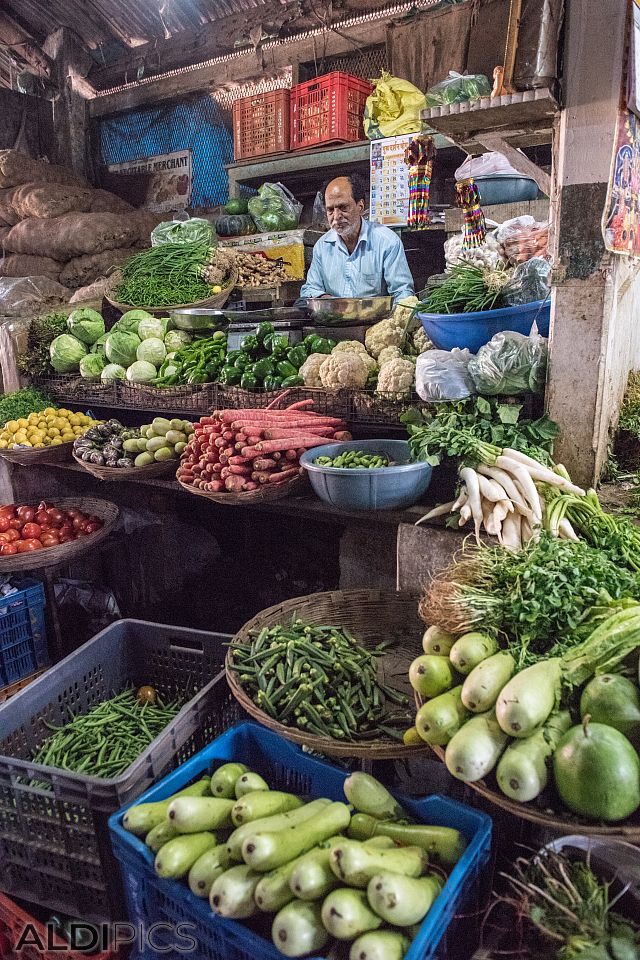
[47,427,60,437]
[61,432,75,443]
[17,418,29,429]
[5,420,18,433]
[0,441,7,449]
[28,413,39,424]
[20,440,32,447]
[13,431,27,442]
[68,414,79,426]
[33,443,44,449]
[0,431,10,442]
[43,407,55,416]
[50,437,63,446]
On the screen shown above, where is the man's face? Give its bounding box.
[325,178,364,240]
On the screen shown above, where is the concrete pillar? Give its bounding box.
[547,0,640,485]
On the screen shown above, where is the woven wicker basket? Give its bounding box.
[0,497,119,572]
[0,441,75,467]
[226,589,427,759]
[73,453,177,482]
[105,265,238,315]
[177,475,303,505]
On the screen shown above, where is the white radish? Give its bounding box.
[477,465,529,513]
[500,512,522,551]
[415,501,456,524]
[558,518,580,541]
[476,473,509,503]
[501,448,586,496]
[496,457,543,522]
[452,488,468,511]
[459,467,483,543]
[459,504,471,526]
[493,500,513,522]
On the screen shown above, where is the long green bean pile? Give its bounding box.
[32,689,182,778]
[113,242,217,307]
[230,620,412,741]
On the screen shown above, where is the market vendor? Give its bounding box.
[300,174,415,304]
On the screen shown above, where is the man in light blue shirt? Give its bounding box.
[300,174,415,304]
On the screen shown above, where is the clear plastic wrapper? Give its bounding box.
[444,229,506,270]
[247,183,302,232]
[151,217,216,247]
[415,347,476,401]
[468,331,548,395]
[0,276,70,317]
[425,71,491,108]
[54,578,121,658]
[455,152,523,180]
[495,216,549,264]
[503,257,552,306]
[312,191,328,230]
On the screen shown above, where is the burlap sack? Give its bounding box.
[69,277,111,303]
[0,254,61,281]
[0,227,10,247]
[0,188,20,227]
[4,212,155,260]
[0,150,88,189]
[59,245,144,288]
[89,189,134,214]
[11,181,94,219]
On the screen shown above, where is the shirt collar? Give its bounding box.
[322,217,370,249]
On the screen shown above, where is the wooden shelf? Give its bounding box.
[444,197,550,233]
[422,89,558,151]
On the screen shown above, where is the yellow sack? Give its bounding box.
[364,71,427,140]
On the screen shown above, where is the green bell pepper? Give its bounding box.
[240,334,260,355]
[277,360,298,379]
[226,349,242,365]
[263,374,283,391]
[234,354,251,370]
[309,336,333,354]
[287,345,308,370]
[219,365,242,386]
[268,334,290,356]
[280,375,304,387]
[252,358,275,379]
[256,321,275,343]
[240,370,260,391]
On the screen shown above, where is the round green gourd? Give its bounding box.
[216,214,257,238]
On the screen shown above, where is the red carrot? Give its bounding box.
[266,468,300,483]
[266,390,292,409]
[263,427,336,440]
[333,431,353,442]
[224,475,245,492]
[229,455,251,466]
[286,399,315,410]
[208,480,223,492]
[285,450,298,461]
[243,481,259,490]
[244,437,332,456]
[253,458,278,471]
[222,430,234,441]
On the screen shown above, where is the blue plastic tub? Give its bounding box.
[300,439,432,511]
[418,298,550,353]
[475,174,541,205]
[0,579,47,687]
[109,722,492,960]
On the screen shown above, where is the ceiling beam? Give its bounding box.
[0,10,52,77]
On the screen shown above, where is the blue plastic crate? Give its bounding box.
[0,579,47,687]
[109,723,492,960]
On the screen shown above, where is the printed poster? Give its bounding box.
[107,150,192,212]
[602,109,640,256]
[369,135,415,227]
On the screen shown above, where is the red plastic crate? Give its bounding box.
[0,892,118,960]
[290,71,373,150]
[232,88,290,160]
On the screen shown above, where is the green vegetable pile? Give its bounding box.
[230,619,412,741]
[505,849,640,960]
[32,688,182,778]
[0,387,53,426]
[17,312,68,378]
[315,451,390,469]
[403,396,559,467]
[156,332,227,386]
[415,262,512,314]
[113,242,220,308]
[220,323,335,392]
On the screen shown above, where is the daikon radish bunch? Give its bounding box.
[418,446,585,551]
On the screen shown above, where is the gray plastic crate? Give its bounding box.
[0,619,244,922]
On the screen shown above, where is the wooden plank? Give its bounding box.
[475,133,552,196]
[444,197,550,232]
[396,522,462,593]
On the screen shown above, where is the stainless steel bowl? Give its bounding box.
[169,307,227,331]
[304,297,393,326]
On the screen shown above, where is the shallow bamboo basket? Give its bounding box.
[73,453,177,481]
[105,265,238,315]
[0,440,75,467]
[177,475,303,505]
[227,589,428,759]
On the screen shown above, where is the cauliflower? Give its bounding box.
[378,346,403,365]
[365,317,405,358]
[332,340,368,355]
[319,353,369,390]
[376,358,415,399]
[299,353,326,388]
[412,326,433,355]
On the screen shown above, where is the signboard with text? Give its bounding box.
[107,150,192,212]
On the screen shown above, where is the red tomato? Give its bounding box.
[84,522,101,534]
[0,517,10,533]
[16,539,43,553]
[21,523,41,540]
[0,533,10,542]
[46,507,64,525]
[72,516,85,531]
[59,533,75,544]
[58,523,73,538]
[40,535,60,547]
[9,518,23,530]
[0,542,17,556]
[66,508,82,519]
[35,509,49,525]
[4,528,19,542]
[0,505,16,519]
[16,506,34,523]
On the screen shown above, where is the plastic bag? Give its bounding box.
[0,276,70,317]
[415,348,476,401]
[455,151,524,180]
[364,71,427,140]
[468,331,548,395]
[495,216,549,263]
[444,229,506,270]
[503,257,552,306]
[54,578,121,658]
[151,217,216,247]
[425,71,491,108]
[312,191,328,230]
[248,183,302,232]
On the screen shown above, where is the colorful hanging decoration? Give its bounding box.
[404,136,436,230]
[455,176,487,248]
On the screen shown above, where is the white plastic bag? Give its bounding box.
[415,348,476,401]
[455,152,523,180]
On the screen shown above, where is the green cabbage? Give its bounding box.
[79,354,106,380]
[105,331,141,367]
[49,334,87,373]
[126,360,157,383]
[113,310,152,336]
[101,363,126,381]
[66,308,105,345]
[138,317,168,341]
[91,333,108,356]
[137,337,166,367]
[164,330,193,352]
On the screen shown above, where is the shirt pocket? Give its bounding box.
[357,254,382,295]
